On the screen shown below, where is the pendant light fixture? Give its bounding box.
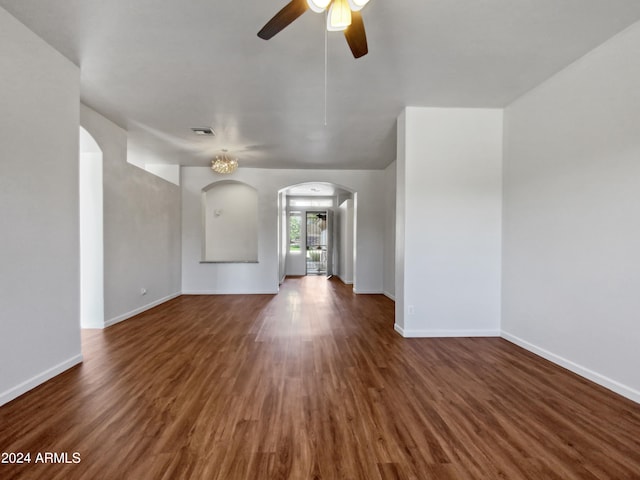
[211,149,238,174]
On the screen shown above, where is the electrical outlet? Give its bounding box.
[408,305,415,315]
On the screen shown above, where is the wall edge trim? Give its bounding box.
[501,331,640,404]
[394,326,500,338]
[181,290,278,295]
[104,292,181,328]
[0,354,83,407]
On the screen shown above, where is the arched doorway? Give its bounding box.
[278,182,356,287]
[79,127,104,328]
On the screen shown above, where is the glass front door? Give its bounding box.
[306,211,328,275]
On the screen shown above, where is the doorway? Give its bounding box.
[306,211,330,275]
[278,182,355,286]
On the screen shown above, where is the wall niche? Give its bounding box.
[202,181,258,263]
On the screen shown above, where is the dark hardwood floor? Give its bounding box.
[1,276,639,479]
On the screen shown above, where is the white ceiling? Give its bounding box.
[286,182,341,196]
[3,0,640,170]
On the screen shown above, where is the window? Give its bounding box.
[289,198,333,208]
[289,211,302,253]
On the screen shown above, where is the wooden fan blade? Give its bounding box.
[344,10,368,58]
[258,0,309,40]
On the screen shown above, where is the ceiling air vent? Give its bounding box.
[191,127,215,136]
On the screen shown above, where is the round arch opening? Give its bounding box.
[277,182,357,287]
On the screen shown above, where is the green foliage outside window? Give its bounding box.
[289,213,301,252]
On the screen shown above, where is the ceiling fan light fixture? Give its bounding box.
[257,0,369,58]
[347,0,369,11]
[307,0,331,13]
[327,0,352,31]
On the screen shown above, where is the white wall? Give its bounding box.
[0,7,82,405]
[396,107,503,337]
[502,22,640,402]
[338,199,354,284]
[144,164,180,186]
[79,128,104,328]
[80,105,182,327]
[383,161,396,299]
[278,191,287,282]
[182,168,386,294]
[395,113,407,331]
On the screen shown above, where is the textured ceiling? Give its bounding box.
[3,0,640,169]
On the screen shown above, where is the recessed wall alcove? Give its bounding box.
[201,180,259,263]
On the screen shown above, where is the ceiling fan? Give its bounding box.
[258,0,370,58]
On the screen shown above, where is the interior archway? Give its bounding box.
[277,182,357,289]
[79,127,104,328]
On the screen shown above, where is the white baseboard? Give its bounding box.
[394,324,500,338]
[336,275,353,285]
[383,291,396,301]
[501,331,640,404]
[104,292,181,328]
[353,289,383,295]
[0,354,83,407]
[181,290,278,295]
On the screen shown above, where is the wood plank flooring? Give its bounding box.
[1,276,640,479]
